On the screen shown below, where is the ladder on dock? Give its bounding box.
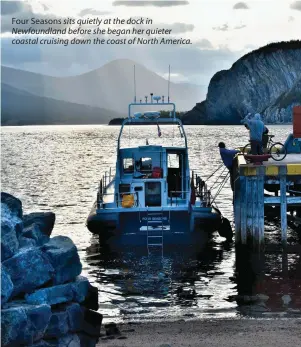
[140,211,170,256]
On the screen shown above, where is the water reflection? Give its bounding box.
[234,244,301,317]
[85,235,237,322]
[84,234,301,322]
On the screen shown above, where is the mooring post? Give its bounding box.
[234,176,241,244]
[257,167,265,250]
[251,176,258,246]
[240,176,247,244]
[246,176,253,243]
[280,166,288,247]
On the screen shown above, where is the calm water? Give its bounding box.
[2,124,301,322]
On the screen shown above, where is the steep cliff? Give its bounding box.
[185,41,301,124]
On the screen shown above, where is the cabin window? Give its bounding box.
[136,157,152,173]
[123,158,134,173]
[168,154,179,168]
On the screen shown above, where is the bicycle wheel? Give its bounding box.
[242,143,251,155]
[269,142,287,161]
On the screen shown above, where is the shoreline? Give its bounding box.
[97,317,301,346]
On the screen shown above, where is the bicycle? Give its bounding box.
[242,135,287,161]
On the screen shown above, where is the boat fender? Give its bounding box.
[218,217,233,242]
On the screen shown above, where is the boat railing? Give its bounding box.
[191,171,211,207]
[102,167,115,189]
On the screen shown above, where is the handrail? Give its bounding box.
[117,117,188,150]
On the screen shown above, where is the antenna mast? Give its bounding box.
[134,65,137,103]
[168,64,171,103]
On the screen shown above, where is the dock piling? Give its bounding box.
[280,167,288,247]
[234,154,301,250]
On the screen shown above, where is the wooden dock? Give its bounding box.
[234,154,301,249]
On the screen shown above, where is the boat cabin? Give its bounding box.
[116,145,189,208]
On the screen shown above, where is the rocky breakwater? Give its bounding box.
[185,40,301,124]
[1,192,102,347]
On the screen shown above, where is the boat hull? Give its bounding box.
[86,202,223,244]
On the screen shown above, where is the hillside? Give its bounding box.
[1,83,122,125]
[184,40,301,124]
[1,60,206,114]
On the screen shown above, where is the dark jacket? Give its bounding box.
[220,148,240,169]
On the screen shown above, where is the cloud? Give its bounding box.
[41,3,49,11]
[133,20,194,34]
[195,39,213,49]
[1,0,31,15]
[78,8,112,16]
[166,22,194,34]
[141,22,194,34]
[234,24,246,30]
[112,1,189,7]
[288,16,295,22]
[1,3,69,33]
[290,1,301,11]
[213,24,229,31]
[1,1,35,33]
[1,35,240,85]
[233,2,249,9]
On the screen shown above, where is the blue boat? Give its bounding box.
[87,95,229,247]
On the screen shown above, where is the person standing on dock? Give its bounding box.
[242,113,265,155]
[218,142,240,191]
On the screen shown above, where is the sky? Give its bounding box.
[1,0,301,86]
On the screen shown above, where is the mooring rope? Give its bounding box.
[211,171,230,204]
[208,166,228,191]
[204,164,224,183]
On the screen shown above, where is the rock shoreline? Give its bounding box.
[1,192,102,347]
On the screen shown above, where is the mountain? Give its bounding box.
[1,83,122,125]
[184,41,301,124]
[1,60,206,114]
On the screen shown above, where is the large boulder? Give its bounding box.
[78,333,98,347]
[28,341,54,347]
[27,341,54,347]
[65,303,83,332]
[21,224,49,246]
[25,276,90,306]
[53,334,81,347]
[28,335,81,347]
[24,304,52,342]
[3,248,55,297]
[82,283,99,311]
[1,192,22,218]
[1,221,19,261]
[23,212,55,237]
[1,201,23,238]
[41,236,82,285]
[25,283,74,306]
[1,306,28,346]
[44,310,69,338]
[18,236,37,249]
[1,304,51,346]
[81,308,103,337]
[1,265,14,305]
[71,276,90,303]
